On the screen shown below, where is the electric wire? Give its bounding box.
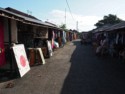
[66,0,76,22]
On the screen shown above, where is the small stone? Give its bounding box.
[38,75,41,77]
[5,82,14,88]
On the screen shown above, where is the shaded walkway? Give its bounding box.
[1,40,125,94]
[61,40,125,94]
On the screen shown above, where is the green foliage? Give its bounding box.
[59,24,66,29]
[95,14,123,28]
[59,24,68,31]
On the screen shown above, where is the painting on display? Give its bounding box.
[12,44,30,77]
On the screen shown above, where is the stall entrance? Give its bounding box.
[0,18,5,67]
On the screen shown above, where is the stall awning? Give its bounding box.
[0,7,62,30]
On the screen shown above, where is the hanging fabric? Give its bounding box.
[0,19,5,67]
[116,33,119,44]
[62,31,66,44]
[47,40,53,56]
[123,34,125,45]
[51,31,55,49]
[58,31,60,37]
[121,33,124,44]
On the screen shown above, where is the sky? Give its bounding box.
[1,0,125,32]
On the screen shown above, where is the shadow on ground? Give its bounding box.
[61,40,125,94]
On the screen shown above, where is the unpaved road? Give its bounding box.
[1,40,125,94]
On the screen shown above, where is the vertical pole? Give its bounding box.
[65,8,66,25]
[8,19,13,71]
[76,21,78,31]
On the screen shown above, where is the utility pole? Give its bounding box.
[76,21,79,31]
[65,8,66,25]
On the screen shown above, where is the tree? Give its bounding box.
[59,24,67,31]
[95,14,123,28]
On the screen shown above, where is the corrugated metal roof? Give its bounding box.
[0,7,62,30]
[0,8,47,26]
[92,22,125,33]
[106,21,125,31]
[92,24,112,33]
[6,7,39,20]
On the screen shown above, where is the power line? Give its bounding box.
[66,0,76,22]
[65,8,66,25]
[66,0,79,31]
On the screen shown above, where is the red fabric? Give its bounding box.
[51,31,55,49]
[0,20,5,67]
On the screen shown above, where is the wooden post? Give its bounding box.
[8,19,13,71]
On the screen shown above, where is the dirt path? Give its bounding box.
[1,39,125,94]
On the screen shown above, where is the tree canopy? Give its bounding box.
[95,14,123,28]
[59,24,68,31]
